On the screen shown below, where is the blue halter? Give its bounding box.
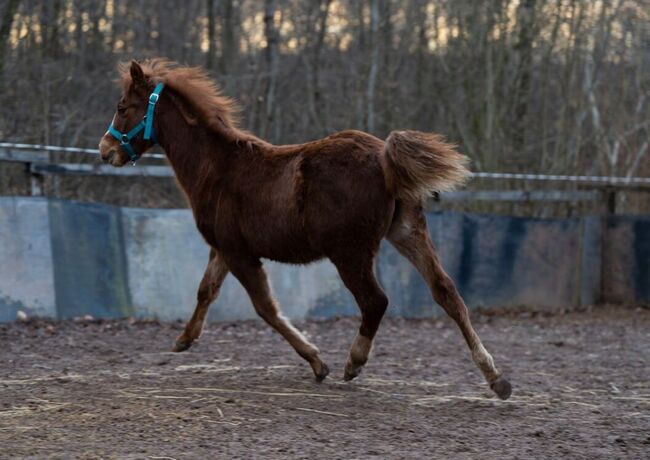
[108,82,164,163]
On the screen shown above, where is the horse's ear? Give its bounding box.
[130,60,146,87]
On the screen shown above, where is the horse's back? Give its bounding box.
[216,129,394,263]
[297,130,395,256]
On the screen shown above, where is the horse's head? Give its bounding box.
[99,60,163,167]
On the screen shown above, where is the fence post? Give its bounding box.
[605,187,616,215]
[598,187,617,306]
[27,162,44,196]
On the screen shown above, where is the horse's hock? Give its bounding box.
[1,195,648,322]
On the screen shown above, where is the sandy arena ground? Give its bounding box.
[0,306,649,459]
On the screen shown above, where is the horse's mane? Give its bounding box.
[119,59,255,144]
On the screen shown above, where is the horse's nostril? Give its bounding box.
[102,149,116,164]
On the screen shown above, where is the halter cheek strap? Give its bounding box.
[108,82,164,163]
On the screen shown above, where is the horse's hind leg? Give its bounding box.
[173,248,229,352]
[226,257,330,381]
[330,252,388,381]
[387,204,512,400]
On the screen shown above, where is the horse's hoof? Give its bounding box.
[343,365,362,382]
[314,362,330,383]
[490,376,512,400]
[172,338,193,352]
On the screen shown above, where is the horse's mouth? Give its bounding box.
[102,148,126,167]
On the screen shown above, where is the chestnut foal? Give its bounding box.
[99,60,511,400]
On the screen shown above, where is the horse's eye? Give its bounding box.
[117,106,127,115]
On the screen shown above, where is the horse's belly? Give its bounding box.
[247,229,324,264]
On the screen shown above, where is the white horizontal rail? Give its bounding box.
[471,172,650,186]
[437,190,601,202]
[0,142,166,159]
[2,142,650,186]
[30,163,174,177]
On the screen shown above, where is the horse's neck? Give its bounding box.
[156,109,230,203]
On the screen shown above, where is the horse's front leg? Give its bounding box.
[226,256,330,381]
[172,248,229,352]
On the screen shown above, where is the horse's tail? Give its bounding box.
[382,130,471,202]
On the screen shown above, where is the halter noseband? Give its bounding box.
[108,82,164,163]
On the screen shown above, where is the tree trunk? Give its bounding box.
[0,0,20,78]
[305,0,331,134]
[261,0,279,141]
[42,0,63,59]
[219,0,236,75]
[512,0,537,156]
[379,0,392,135]
[206,0,216,70]
[414,0,428,128]
[366,0,380,134]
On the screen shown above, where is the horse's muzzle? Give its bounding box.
[102,149,117,164]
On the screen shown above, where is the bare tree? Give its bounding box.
[303,0,331,134]
[206,0,216,69]
[366,0,379,134]
[0,0,19,79]
[261,0,279,141]
[512,0,537,157]
[0,0,649,213]
[219,0,237,75]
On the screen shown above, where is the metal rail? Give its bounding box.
[2,142,650,192]
[0,142,166,159]
[471,171,650,186]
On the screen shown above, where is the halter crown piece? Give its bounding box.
[108,82,164,163]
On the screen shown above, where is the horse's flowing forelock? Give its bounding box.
[118,59,240,133]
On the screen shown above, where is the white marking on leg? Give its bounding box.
[349,333,373,366]
[274,313,327,378]
[276,314,320,357]
[471,341,500,383]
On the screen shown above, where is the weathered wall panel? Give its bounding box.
[121,207,209,320]
[48,200,132,319]
[0,197,648,322]
[602,216,650,304]
[0,198,56,321]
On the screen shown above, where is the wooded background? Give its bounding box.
[0,0,649,212]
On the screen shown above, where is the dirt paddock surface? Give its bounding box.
[1,306,649,459]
